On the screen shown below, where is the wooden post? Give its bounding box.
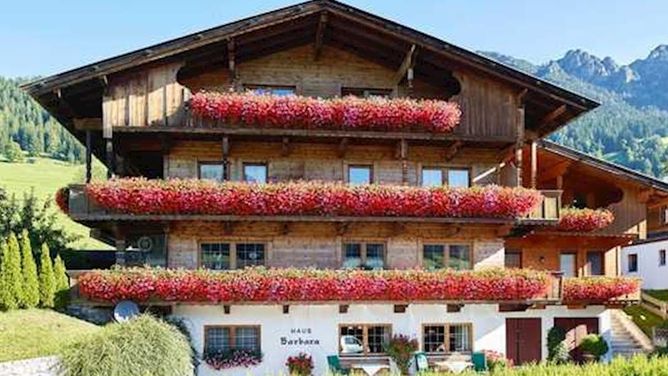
[222,136,230,181]
[85,130,92,183]
[530,140,537,189]
[515,144,523,187]
[556,175,563,190]
[105,139,114,179]
[115,238,126,267]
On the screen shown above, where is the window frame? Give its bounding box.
[660,250,666,267]
[340,87,393,98]
[504,250,523,269]
[198,161,227,182]
[338,323,392,356]
[421,323,473,354]
[421,243,474,270]
[198,241,267,270]
[420,166,472,187]
[628,253,638,273]
[341,241,387,270]
[203,325,261,354]
[346,164,374,185]
[242,162,268,183]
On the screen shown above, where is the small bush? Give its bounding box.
[579,334,609,360]
[19,230,39,308]
[59,315,193,376]
[53,254,69,309]
[0,233,23,310]
[384,334,419,375]
[547,326,570,363]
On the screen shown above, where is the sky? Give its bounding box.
[2,0,668,78]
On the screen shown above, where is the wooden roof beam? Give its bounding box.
[394,44,417,85]
[537,104,567,128]
[313,12,328,60]
[444,141,463,161]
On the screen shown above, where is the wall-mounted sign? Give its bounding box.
[280,328,320,346]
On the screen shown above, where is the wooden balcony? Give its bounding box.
[64,184,561,226]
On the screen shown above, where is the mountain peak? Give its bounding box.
[648,45,668,61]
[556,49,616,82]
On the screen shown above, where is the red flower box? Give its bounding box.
[189,92,461,133]
[81,179,543,219]
[562,277,639,303]
[77,267,550,304]
[558,208,614,232]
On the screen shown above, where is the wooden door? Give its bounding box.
[506,318,542,365]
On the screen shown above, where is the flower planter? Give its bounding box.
[557,208,614,232]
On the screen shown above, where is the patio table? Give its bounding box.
[434,360,473,374]
[351,363,390,376]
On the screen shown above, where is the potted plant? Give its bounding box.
[384,334,419,375]
[286,352,314,376]
[482,350,512,372]
[579,334,609,362]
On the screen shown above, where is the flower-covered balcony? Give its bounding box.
[58,178,562,225]
[72,267,639,307]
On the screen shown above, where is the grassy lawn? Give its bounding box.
[645,289,668,302]
[624,304,665,337]
[0,309,99,362]
[0,157,110,249]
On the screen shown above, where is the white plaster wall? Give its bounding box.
[173,304,610,376]
[622,240,668,289]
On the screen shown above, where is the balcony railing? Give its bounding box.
[60,180,561,224]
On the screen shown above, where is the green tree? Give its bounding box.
[4,141,24,163]
[0,233,23,310]
[53,253,69,309]
[38,243,56,308]
[19,230,39,308]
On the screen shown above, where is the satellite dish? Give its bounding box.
[137,236,154,252]
[113,300,140,322]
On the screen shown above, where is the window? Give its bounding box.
[246,84,295,96]
[420,167,470,188]
[201,243,231,270]
[236,243,265,268]
[421,168,444,187]
[199,162,225,182]
[560,252,577,277]
[339,324,391,355]
[628,254,638,273]
[422,324,472,353]
[243,163,267,183]
[200,242,265,270]
[343,243,385,270]
[341,87,392,98]
[422,244,472,270]
[586,251,604,276]
[660,250,666,267]
[448,169,470,188]
[662,206,668,225]
[348,165,373,185]
[204,326,260,354]
[505,250,522,269]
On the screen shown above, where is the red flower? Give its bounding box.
[80,179,543,219]
[562,277,639,303]
[557,208,614,232]
[77,267,550,304]
[189,92,461,133]
[55,187,69,214]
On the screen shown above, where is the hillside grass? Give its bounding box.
[624,304,665,337]
[0,309,99,362]
[0,157,110,249]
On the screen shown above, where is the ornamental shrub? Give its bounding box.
[579,334,609,360]
[59,315,193,376]
[0,233,23,310]
[19,230,39,308]
[547,326,570,363]
[38,243,56,308]
[53,253,70,309]
[385,334,419,375]
[286,352,314,376]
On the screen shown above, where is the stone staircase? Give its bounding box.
[610,310,653,358]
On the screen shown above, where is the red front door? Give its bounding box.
[506,318,542,365]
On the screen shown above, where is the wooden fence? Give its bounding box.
[641,292,668,319]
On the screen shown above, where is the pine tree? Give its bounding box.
[19,230,39,308]
[0,241,11,310]
[38,243,55,308]
[0,233,23,310]
[53,253,69,309]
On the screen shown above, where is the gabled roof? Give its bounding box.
[22,0,598,138]
[539,140,668,194]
